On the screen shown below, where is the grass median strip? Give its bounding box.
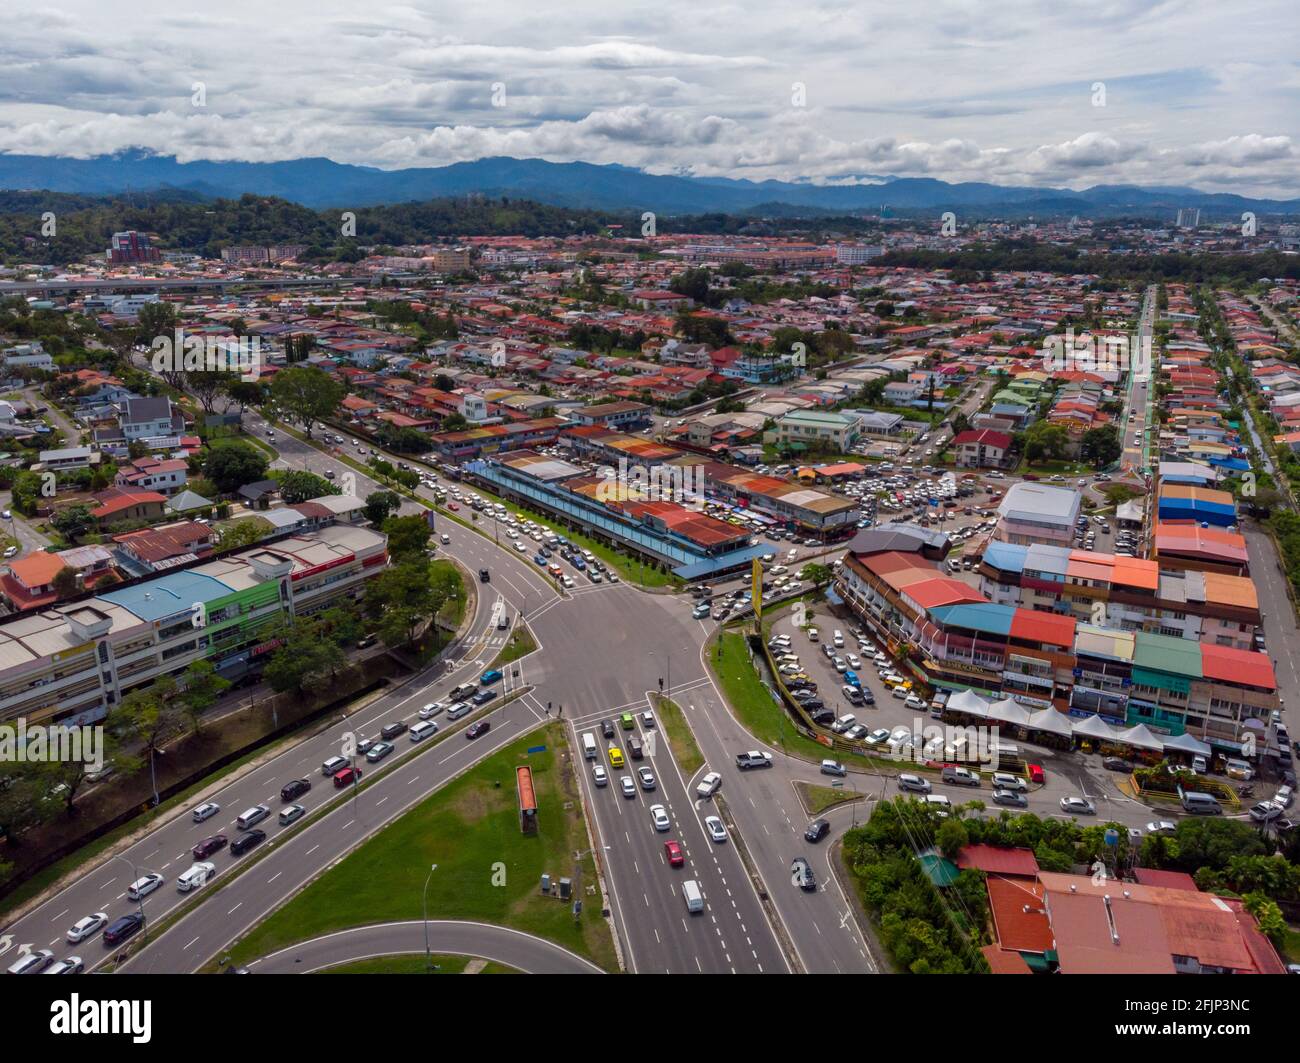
[491,627,537,670]
[653,695,704,776]
[710,629,877,767]
[222,721,617,972]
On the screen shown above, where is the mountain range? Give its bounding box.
[0,151,1297,219]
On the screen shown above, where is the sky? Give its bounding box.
[0,0,1296,197]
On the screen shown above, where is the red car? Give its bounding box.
[332,766,362,788]
[192,834,228,859]
[448,502,460,511]
[664,840,684,867]
[1027,763,1046,785]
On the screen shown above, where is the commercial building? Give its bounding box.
[464,449,767,579]
[107,230,161,264]
[994,482,1081,546]
[773,409,861,452]
[979,541,1261,649]
[0,524,388,727]
[833,528,1277,747]
[951,428,1013,468]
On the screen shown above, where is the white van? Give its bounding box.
[582,732,598,760]
[127,874,163,901]
[176,862,215,893]
[682,879,704,914]
[236,805,270,830]
[410,720,438,742]
[322,755,349,776]
[832,630,844,647]
[1181,791,1223,815]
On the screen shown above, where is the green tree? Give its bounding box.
[203,440,269,493]
[382,514,432,559]
[216,516,271,550]
[50,503,96,543]
[177,659,230,735]
[51,566,79,599]
[277,469,340,504]
[269,365,344,438]
[1080,425,1122,468]
[363,490,402,526]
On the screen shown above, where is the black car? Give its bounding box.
[280,778,311,802]
[804,819,830,843]
[380,721,408,740]
[809,709,835,726]
[466,720,491,740]
[600,719,615,739]
[471,689,498,706]
[1102,756,1131,773]
[103,913,144,946]
[791,856,817,891]
[478,568,491,582]
[860,691,876,705]
[230,829,266,856]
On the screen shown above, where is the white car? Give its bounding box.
[419,701,445,719]
[696,771,722,798]
[592,764,608,787]
[649,804,671,832]
[66,912,109,944]
[439,533,451,544]
[1146,820,1176,835]
[191,801,221,823]
[704,815,728,843]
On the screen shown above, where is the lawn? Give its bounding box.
[797,781,867,816]
[223,723,617,971]
[317,954,517,974]
[710,630,876,767]
[652,695,705,776]
[492,627,537,669]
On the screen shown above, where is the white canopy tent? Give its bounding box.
[1026,708,1074,737]
[946,688,991,718]
[1161,731,1212,757]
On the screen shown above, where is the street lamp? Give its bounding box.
[422,863,439,972]
[148,746,164,807]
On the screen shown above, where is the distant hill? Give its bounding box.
[1,151,1297,218]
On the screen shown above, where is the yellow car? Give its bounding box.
[608,746,625,768]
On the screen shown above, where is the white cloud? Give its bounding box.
[0,0,1293,197]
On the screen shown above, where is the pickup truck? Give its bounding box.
[735,750,774,770]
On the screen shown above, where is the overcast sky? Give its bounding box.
[1,0,1296,196]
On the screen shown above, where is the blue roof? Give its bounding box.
[982,540,1027,573]
[673,543,772,579]
[99,570,233,622]
[928,602,1015,636]
[1209,456,1250,471]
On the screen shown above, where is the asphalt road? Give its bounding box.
[250,920,604,974]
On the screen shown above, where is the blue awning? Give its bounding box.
[673,543,772,579]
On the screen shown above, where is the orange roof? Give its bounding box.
[986,876,1055,954]
[1201,571,1258,610]
[7,551,65,586]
